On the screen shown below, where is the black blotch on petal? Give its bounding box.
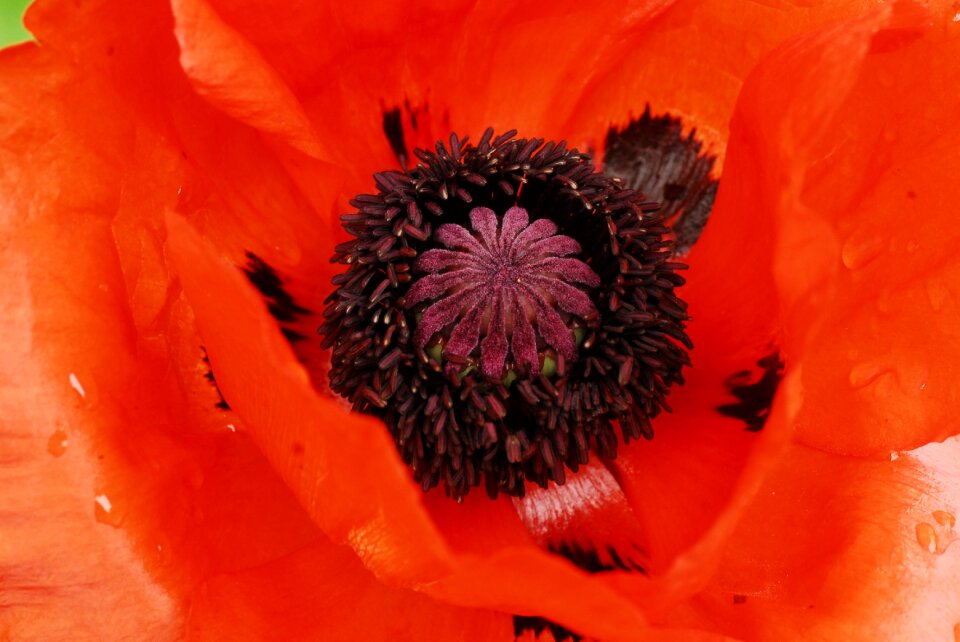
[242,252,309,343]
[201,347,230,410]
[382,106,408,167]
[280,327,307,343]
[404,98,422,132]
[513,616,582,642]
[717,351,785,432]
[603,105,718,255]
[550,541,646,574]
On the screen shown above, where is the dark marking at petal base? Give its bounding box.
[550,541,646,574]
[717,351,784,432]
[382,106,408,167]
[201,347,230,410]
[733,594,748,605]
[604,105,718,255]
[513,616,582,642]
[242,252,309,343]
[404,98,429,132]
[280,327,307,343]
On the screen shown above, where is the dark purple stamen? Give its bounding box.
[321,129,693,500]
[405,206,599,379]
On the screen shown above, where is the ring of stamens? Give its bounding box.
[321,130,691,500]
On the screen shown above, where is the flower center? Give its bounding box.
[320,130,691,500]
[406,206,599,380]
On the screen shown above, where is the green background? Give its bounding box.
[0,0,32,47]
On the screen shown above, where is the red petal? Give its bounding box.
[2,42,510,641]
[594,370,796,619]
[212,0,476,182]
[167,211,666,641]
[170,0,326,158]
[421,0,680,137]
[27,0,345,275]
[0,43,516,642]
[168,208,750,638]
[23,3,956,639]
[564,0,888,161]
[197,0,476,98]
[39,0,353,382]
[514,461,650,573]
[173,0,685,188]
[424,491,665,640]
[721,1,960,453]
[186,536,511,641]
[25,0,182,130]
[165,212,458,583]
[0,46,180,638]
[669,437,960,640]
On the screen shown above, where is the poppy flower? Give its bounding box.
[1,0,958,640]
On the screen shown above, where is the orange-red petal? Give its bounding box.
[1,40,513,641]
[165,212,459,583]
[186,537,511,642]
[170,0,327,159]
[666,437,960,640]
[564,0,882,161]
[514,461,651,572]
[15,1,959,639]
[0,47,179,640]
[167,208,750,640]
[717,0,960,454]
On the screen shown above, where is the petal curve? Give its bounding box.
[171,0,327,159]
[165,211,458,584]
[723,1,960,454]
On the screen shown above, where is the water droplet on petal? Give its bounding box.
[272,240,302,265]
[895,362,929,399]
[849,361,890,389]
[154,533,173,567]
[94,494,122,528]
[95,494,111,513]
[841,234,885,270]
[933,510,956,529]
[69,372,86,399]
[916,522,938,553]
[47,430,69,457]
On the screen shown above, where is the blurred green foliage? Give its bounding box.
[0,0,32,47]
